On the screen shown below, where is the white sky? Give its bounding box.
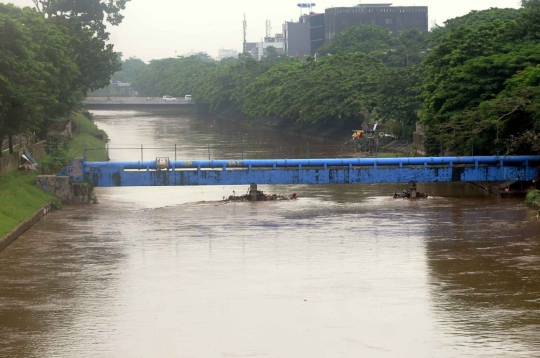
[4,0,522,62]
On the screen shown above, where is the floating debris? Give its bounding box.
[224,186,299,202]
[393,181,429,199]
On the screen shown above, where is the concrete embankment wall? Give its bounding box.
[0,203,52,253]
[36,176,91,204]
[0,141,46,177]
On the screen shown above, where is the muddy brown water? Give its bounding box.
[1,111,539,357]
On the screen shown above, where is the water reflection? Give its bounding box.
[425,201,540,355]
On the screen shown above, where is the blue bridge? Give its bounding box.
[60,156,540,187]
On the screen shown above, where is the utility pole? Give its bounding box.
[243,14,247,53]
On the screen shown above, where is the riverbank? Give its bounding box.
[0,111,108,249]
[525,190,540,215]
[0,172,56,238]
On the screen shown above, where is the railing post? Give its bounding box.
[175,144,177,162]
[439,140,443,157]
[106,144,110,161]
[84,146,87,162]
[306,142,310,159]
[208,144,210,160]
[242,141,244,160]
[471,140,474,156]
[340,142,343,159]
[274,143,277,160]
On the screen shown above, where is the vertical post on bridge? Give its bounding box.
[242,141,244,160]
[84,146,87,162]
[440,140,443,157]
[208,144,211,160]
[274,143,277,160]
[141,144,143,162]
[106,144,110,161]
[340,142,343,159]
[471,140,474,157]
[175,144,177,162]
[307,142,310,159]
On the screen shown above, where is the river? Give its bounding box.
[1,110,539,357]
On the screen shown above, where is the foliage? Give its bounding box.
[525,189,540,204]
[421,5,540,155]
[426,8,522,48]
[39,149,71,174]
[0,2,123,154]
[31,0,129,40]
[318,25,397,56]
[45,134,70,153]
[112,56,146,83]
[132,56,217,97]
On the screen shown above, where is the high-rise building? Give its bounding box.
[283,15,312,60]
[310,13,325,55]
[324,3,428,43]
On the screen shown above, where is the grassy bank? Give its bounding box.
[0,112,108,238]
[0,172,56,237]
[70,112,108,161]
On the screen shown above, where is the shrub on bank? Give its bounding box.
[525,189,540,205]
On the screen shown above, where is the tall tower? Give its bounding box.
[243,14,247,53]
[266,19,272,38]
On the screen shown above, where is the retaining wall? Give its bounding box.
[36,175,91,204]
[0,203,52,253]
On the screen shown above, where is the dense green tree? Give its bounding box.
[317,25,397,56]
[112,57,146,83]
[421,1,540,155]
[426,7,521,48]
[0,1,127,154]
[192,58,271,113]
[132,57,217,97]
[0,12,48,154]
[31,0,129,40]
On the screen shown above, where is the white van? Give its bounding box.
[185,95,192,101]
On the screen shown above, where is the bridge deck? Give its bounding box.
[59,156,540,187]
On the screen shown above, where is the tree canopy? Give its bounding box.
[0,1,127,155]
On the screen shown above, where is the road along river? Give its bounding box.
[1,110,539,357]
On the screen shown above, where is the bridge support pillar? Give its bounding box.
[409,181,417,199]
[250,184,258,201]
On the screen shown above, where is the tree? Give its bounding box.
[426,8,521,48]
[132,57,217,97]
[317,25,397,56]
[112,57,146,83]
[0,12,48,154]
[31,0,129,40]
[421,2,540,155]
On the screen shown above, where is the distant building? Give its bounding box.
[217,49,239,61]
[324,3,428,43]
[283,16,311,60]
[252,35,285,60]
[309,13,325,55]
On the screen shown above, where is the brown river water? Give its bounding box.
[1,110,539,357]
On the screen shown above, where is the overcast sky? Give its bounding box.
[4,0,522,62]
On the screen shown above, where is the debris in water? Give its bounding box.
[393,181,429,199]
[224,187,299,202]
